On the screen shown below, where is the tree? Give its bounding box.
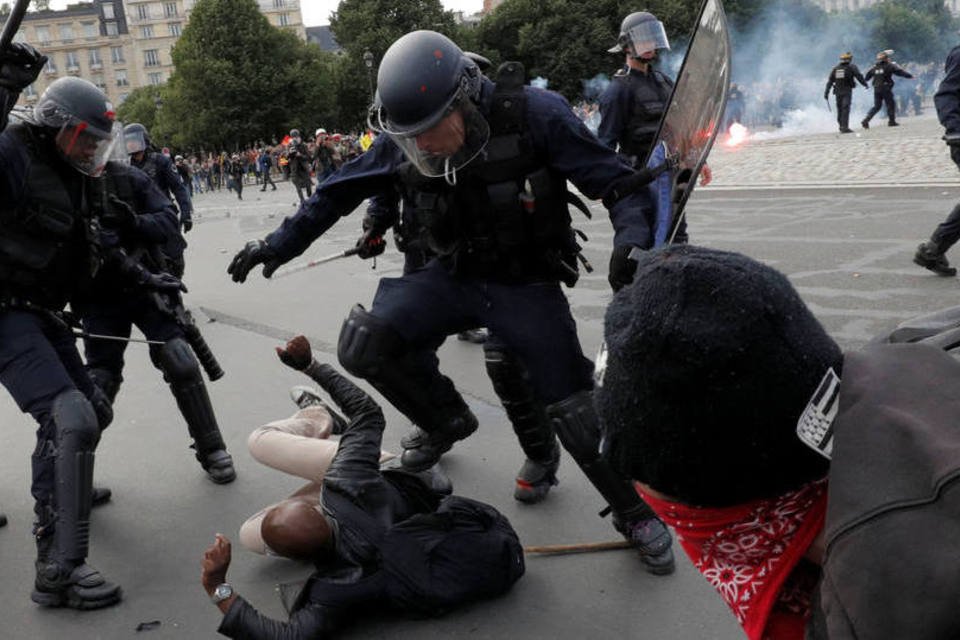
[155,0,340,150]
[861,0,947,62]
[115,85,162,132]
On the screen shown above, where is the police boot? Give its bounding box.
[888,120,899,126]
[399,411,478,472]
[483,342,560,503]
[548,391,674,575]
[861,119,869,129]
[31,391,122,610]
[91,487,112,507]
[914,241,957,277]
[159,339,236,484]
[840,127,853,134]
[0,512,6,527]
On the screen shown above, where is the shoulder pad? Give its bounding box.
[495,61,524,91]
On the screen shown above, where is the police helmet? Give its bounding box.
[608,12,670,56]
[34,77,120,176]
[839,52,852,61]
[123,122,151,155]
[372,30,489,179]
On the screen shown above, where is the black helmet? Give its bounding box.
[839,52,853,61]
[372,30,489,179]
[34,77,120,176]
[608,12,670,57]
[374,30,482,137]
[123,122,151,155]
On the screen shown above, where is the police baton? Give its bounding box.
[824,96,831,113]
[269,246,362,280]
[74,331,166,346]
[0,0,30,52]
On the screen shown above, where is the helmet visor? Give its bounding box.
[621,20,670,56]
[381,92,489,178]
[124,128,148,155]
[57,120,122,176]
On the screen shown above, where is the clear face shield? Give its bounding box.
[57,120,122,177]
[614,20,671,58]
[124,128,148,155]
[375,90,490,183]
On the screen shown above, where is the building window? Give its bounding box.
[103,3,115,19]
[278,12,290,26]
[89,48,103,67]
[137,4,150,20]
[148,72,163,85]
[65,51,80,71]
[144,49,160,67]
[44,57,57,74]
[116,69,129,86]
[59,24,75,42]
[141,25,154,38]
[106,22,119,36]
[35,26,50,43]
[168,22,181,36]
[23,84,36,98]
[164,2,178,17]
[92,74,106,89]
[83,22,98,39]
[111,46,125,63]
[273,0,286,7]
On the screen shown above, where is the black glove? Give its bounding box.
[181,218,193,233]
[102,195,139,232]
[823,91,829,101]
[0,43,47,92]
[141,270,187,293]
[945,134,960,170]
[355,215,388,259]
[608,244,641,292]
[227,239,281,282]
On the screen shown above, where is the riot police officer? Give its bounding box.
[74,160,237,485]
[124,122,193,233]
[914,40,960,276]
[0,71,124,608]
[862,50,913,128]
[287,128,313,204]
[824,52,867,133]
[229,30,675,574]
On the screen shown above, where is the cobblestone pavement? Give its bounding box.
[706,112,960,188]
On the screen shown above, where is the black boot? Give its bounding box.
[399,411,478,472]
[0,512,6,527]
[861,119,869,129]
[514,449,560,504]
[32,526,122,610]
[914,241,957,276]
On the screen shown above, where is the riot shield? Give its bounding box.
[647,0,731,245]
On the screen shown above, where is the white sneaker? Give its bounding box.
[289,385,329,410]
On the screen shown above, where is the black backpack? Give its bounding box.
[313,493,525,617]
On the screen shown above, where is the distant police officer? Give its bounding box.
[862,50,913,128]
[0,70,124,609]
[124,122,193,233]
[914,40,960,276]
[229,30,675,574]
[287,128,313,204]
[824,52,867,133]
[74,159,237,485]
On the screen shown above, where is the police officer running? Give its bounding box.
[0,68,126,608]
[862,50,913,128]
[124,122,193,233]
[229,30,675,574]
[824,52,867,133]
[914,39,960,276]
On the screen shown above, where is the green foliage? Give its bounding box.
[115,85,162,131]
[154,0,340,150]
[858,0,956,62]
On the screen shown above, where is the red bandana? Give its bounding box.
[638,479,827,640]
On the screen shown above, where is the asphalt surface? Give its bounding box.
[2,119,960,639]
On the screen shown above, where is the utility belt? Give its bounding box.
[0,295,77,331]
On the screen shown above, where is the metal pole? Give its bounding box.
[0,0,31,52]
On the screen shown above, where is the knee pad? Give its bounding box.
[548,390,601,465]
[52,389,100,452]
[157,337,201,384]
[88,367,122,404]
[337,305,407,378]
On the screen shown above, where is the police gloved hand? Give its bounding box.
[227,239,281,282]
[944,134,960,169]
[141,270,187,293]
[102,195,139,232]
[823,91,829,101]
[181,217,193,233]
[609,244,642,292]
[0,43,47,92]
[356,215,388,259]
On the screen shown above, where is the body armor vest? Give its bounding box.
[617,68,672,158]
[0,124,101,309]
[395,62,583,287]
[135,151,161,183]
[830,64,855,93]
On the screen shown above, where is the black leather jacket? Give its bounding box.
[217,364,439,640]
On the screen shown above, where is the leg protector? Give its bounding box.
[32,390,122,609]
[87,367,122,404]
[158,338,235,484]
[484,343,560,503]
[548,391,674,574]
[339,306,477,471]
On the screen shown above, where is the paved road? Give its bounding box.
[2,125,959,638]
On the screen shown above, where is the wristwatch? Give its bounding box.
[211,583,234,604]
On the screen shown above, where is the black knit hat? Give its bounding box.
[596,245,839,507]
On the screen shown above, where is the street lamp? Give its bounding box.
[362,49,374,98]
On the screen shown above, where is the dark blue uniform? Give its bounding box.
[132,150,193,229]
[597,66,673,165]
[863,59,913,126]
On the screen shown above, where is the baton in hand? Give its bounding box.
[270,246,361,280]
